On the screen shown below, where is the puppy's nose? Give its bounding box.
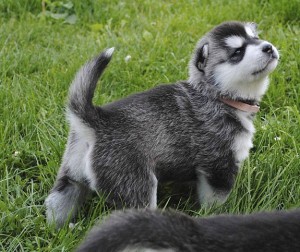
[262,44,273,54]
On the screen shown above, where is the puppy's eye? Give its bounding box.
[229,47,245,63]
[230,46,245,62]
[231,48,242,58]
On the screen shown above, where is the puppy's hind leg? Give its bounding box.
[45,128,95,227]
[45,171,89,227]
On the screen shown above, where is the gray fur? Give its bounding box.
[76,209,300,252]
[45,21,279,227]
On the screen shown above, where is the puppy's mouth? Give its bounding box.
[252,55,278,76]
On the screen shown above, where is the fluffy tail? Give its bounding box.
[68,48,115,120]
[76,209,300,252]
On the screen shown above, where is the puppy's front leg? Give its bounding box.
[149,172,158,209]
[197,170,235,207]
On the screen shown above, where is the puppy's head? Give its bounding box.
[189,21,279,101]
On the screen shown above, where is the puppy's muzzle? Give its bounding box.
[262,43,278,59]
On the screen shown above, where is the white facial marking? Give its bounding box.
[225,36,244,48]
[214,65,270,100]
[213,41,279,100]
[245,26,255,37]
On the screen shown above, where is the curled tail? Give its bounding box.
[76,209,300,252]
[68,48,115,121]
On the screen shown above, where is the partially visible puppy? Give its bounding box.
[76,209,300,252]
[45,21,279,227]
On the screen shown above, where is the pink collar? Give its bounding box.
[219,97,260,113]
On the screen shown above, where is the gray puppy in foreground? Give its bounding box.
[45,21,279,227]
[76,209,300,252]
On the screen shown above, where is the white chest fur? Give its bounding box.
[232,110,256,163]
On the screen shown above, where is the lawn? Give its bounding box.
[0,0,299,251]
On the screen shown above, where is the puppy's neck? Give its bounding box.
[219,97,260,113]
[218,77,270,103]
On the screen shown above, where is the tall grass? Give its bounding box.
[0,0,299,250]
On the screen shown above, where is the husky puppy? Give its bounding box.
[76,209,300,252]
[45,21,279,227]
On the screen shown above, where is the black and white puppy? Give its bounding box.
[45,21,279,227]
[76,209,300,252]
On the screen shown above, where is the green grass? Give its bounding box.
[0,0,299,250]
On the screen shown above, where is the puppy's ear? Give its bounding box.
[246,22,259,37]
[195,44,208,72]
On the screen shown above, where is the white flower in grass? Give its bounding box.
[124,55,131,63]
[69,223,75,229]
[274,136,281,141]
[13,151,20,157]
